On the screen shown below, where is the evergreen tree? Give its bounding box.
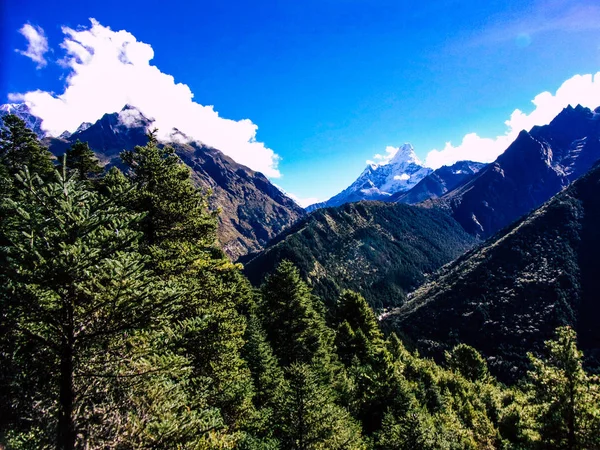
[243,314,285,412]
[446,344,489,382]
[121,129,217,251]
[59,140,102,182]
[0,114,54,179]
[121,132,257,437]
[275,363,367,450]
[333,291,404,434]
[260,261,335,371]
[335,290,383,343]
[527,326,600,450]
[0,168,172,449]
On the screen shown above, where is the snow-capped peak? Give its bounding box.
[388,143,422,166]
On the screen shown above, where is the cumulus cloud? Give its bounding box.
[10,19,281,177]
[16,24,49,68]
[366,145,401,166]
[425,72,600,169]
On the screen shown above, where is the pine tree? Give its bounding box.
[0,168,172,449]
[243,314,285,412]
[121,132,257,436]
[59,140,103,182]
[260,261,335,371]
[333,291,401,434]
[121,129,217,251]
[527,326,600,450]
[445,344,489,382]
[335,290,383,343]
[0,114,54,179]
[275,363,367,450]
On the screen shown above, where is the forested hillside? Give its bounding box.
[384,161,600,382]
[1,116,599,449]
[243,201,476,309]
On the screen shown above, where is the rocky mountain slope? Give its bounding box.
[430,104,600,239]
[243,201,477,309]
[24,104,306,259]
[383,161,600,381]
[390,160,486,204]
[307,144,432,211]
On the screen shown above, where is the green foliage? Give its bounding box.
[384,164,600,383]
[0,168,170,448]
[0,114,54,179]
[260,261,335,371]
[275,363,367,450]
[244,201,477,310]
[59,140,103,182]
[446,344,489,382]
[121,129,217,250]
[526,326,600,449]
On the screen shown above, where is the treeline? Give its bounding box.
[1,115,599,449]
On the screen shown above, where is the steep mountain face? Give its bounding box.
[390,161,486,204]
[28,104,305,259]
[0,103,46,138]
[383,162,600,381]
[432,105,600,239]
[306,144,432,211]
[242,201,477,310]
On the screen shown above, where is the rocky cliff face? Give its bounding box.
[431,104,600,238]
[307,144,432,211]
[26,104,306,259]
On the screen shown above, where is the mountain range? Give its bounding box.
[307,143,432,211]
[429,104,600,239]
[382,160,600,381]
[390,160,487,204]
[1,104,305,259]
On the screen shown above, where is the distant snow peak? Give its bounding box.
[75,122,92,133]
[388,143,420,166]
[308,143,433,210]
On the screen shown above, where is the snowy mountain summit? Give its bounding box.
[307,143,432,211]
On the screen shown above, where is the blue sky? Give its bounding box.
[3,0,600,205]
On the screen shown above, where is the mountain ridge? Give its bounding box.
[243,200,477,309]
[430,104,600,239]
[2,103,306,259]
[382,160,600,381]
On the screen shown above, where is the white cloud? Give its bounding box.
[273,183,319,208]
[366,145,400,166]
[287,193,321,208]
[16,24,49,68]
[393,174,410,181]
[425,72,600,169]
[11,19,281,178]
